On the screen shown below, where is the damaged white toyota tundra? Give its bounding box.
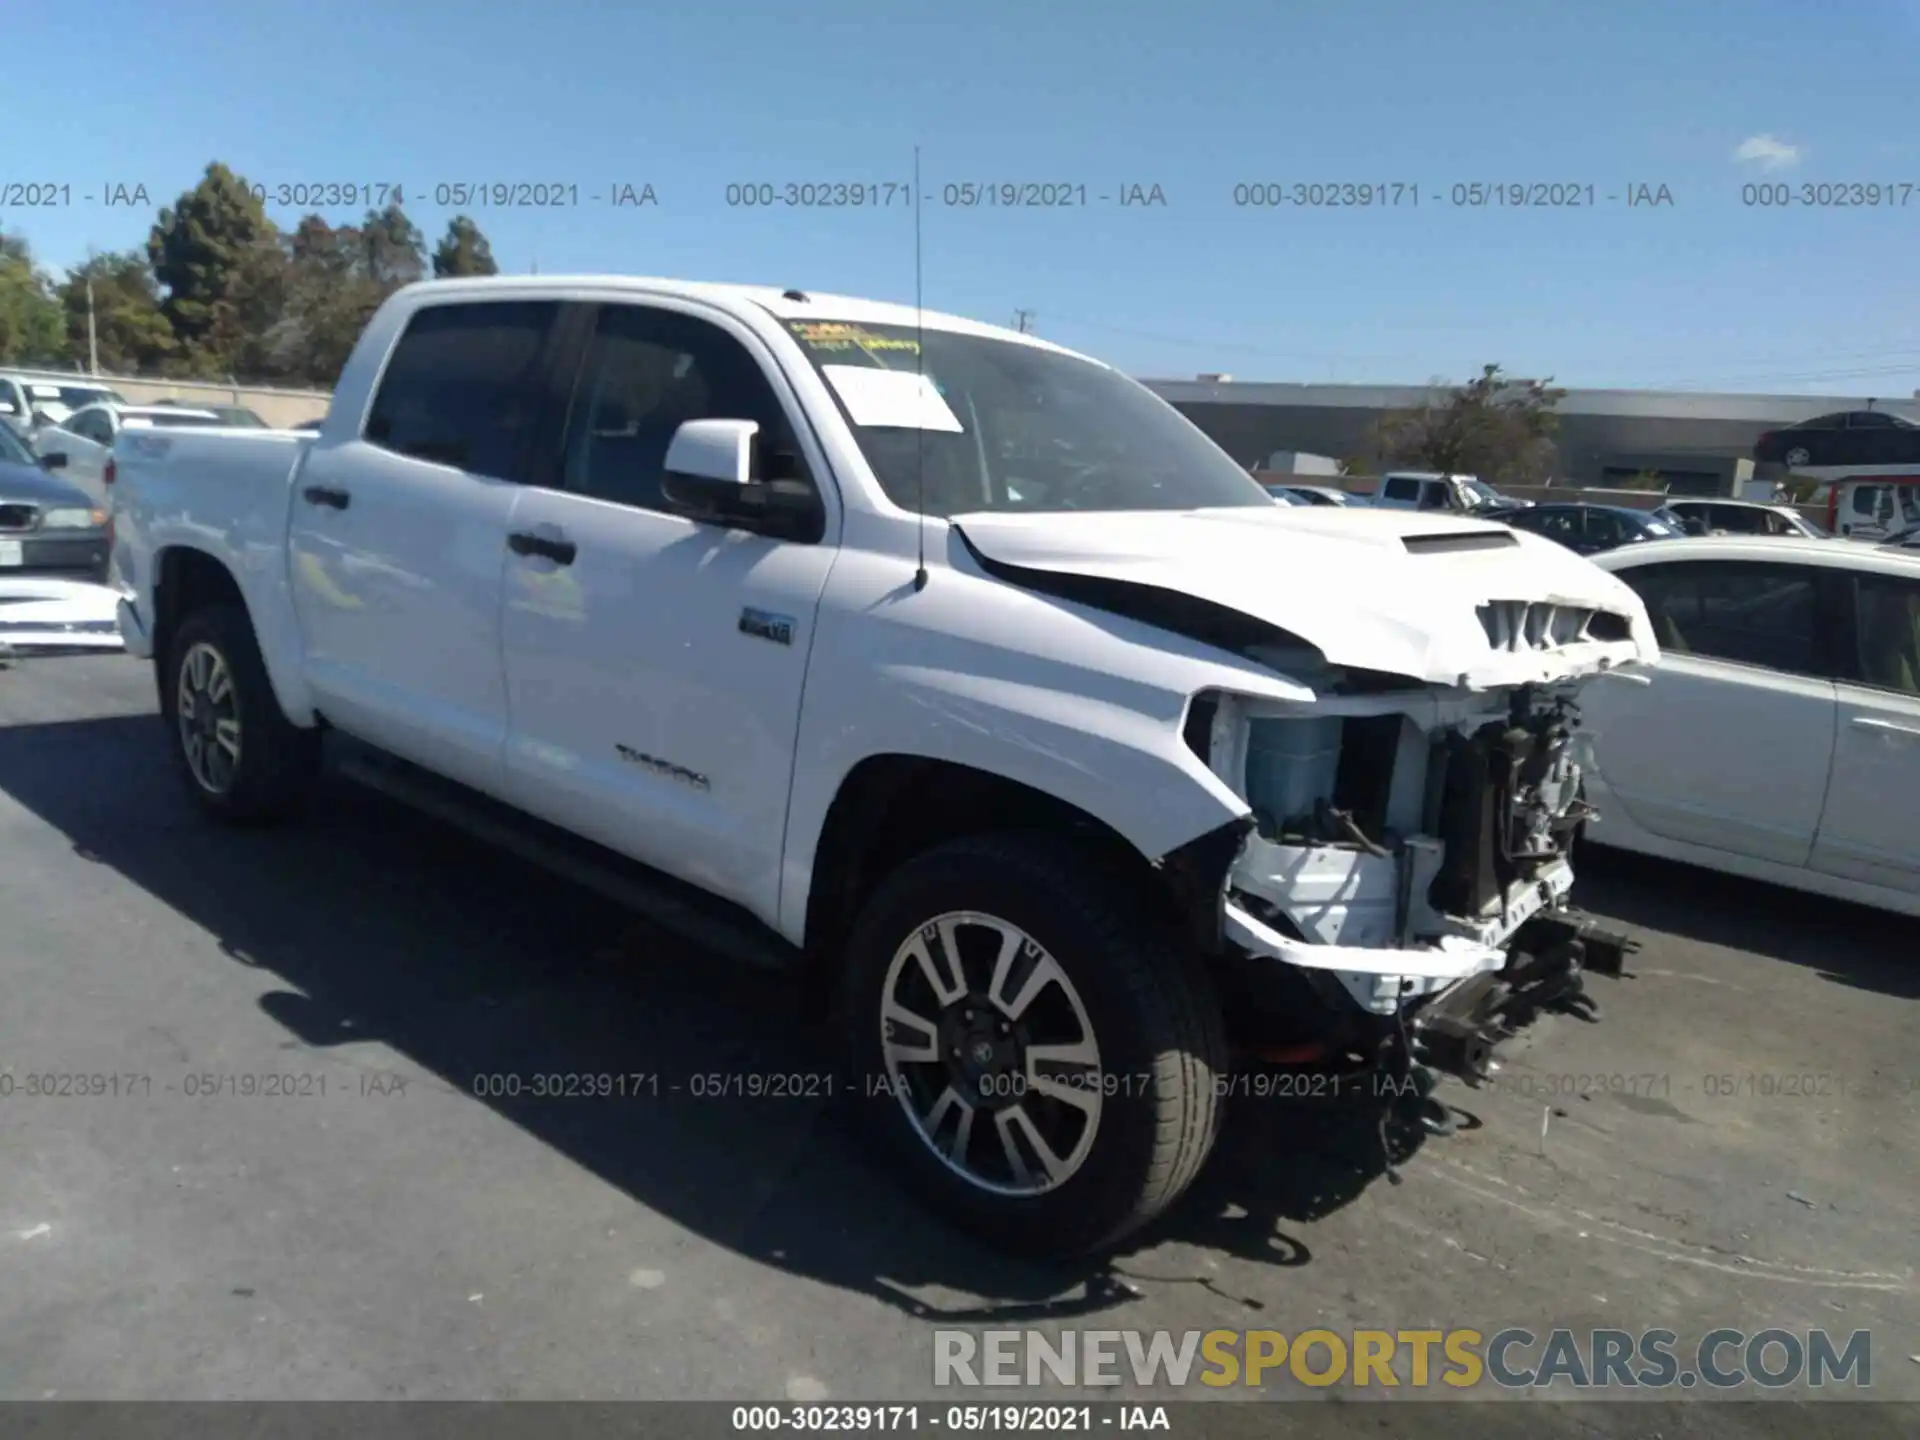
[108,276,1659,1257]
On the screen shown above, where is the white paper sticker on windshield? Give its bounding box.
[822,365,963,433]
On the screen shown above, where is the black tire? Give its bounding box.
[161,604,320,824]
[840,833,1226,1257]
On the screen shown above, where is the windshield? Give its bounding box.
[1461,478,1502,505]
[1639,513,1682,537]
[780,319,1274,515]
[0,423,35,466]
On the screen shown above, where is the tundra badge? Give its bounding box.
[739,607,795,646]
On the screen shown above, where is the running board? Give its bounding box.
[333,746,800,975]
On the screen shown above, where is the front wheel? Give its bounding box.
[162,605,320,824]
[841,834,1226,1257]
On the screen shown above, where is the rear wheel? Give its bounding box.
[841,834,1226,1257]
[162,605,320,824]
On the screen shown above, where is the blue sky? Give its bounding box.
[8,0,1920,394]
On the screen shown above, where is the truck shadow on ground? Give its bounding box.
[5,712,1437,1321]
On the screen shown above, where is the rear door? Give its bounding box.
[1810,566,1920,892]
[1583,558,1839,867]
[45,408,112,497]
[288,298,565,795]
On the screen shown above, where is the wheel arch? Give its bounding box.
[794,753,1248,1015]
[151,544,317,726]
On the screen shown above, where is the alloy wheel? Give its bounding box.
[177,641,241,795]
[879,911,1104,1196]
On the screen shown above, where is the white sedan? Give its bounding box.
[1581,535,1920,917]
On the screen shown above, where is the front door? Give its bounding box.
[1811,568,1920,892]
[498,298,838,924]
[1586,558,1838,867]
[288,298,562,795]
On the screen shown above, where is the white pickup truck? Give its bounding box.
[110,276,1657,1256]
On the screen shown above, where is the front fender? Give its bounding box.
[776,552,1314,942]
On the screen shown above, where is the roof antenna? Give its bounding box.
[912,143,929,593]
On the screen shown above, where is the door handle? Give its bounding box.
[508,531,577,565]
[302,485,350,510]
[1850,715,1920,740]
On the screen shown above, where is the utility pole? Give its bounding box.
[1014,309,1035,333]
[86,275,100,376]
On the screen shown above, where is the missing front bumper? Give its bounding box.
[1406,908,1637,1083]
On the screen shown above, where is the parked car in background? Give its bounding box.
[1370,471,1531,515]
[1279,484,1366,507]
[32,401,225,500]
[1582,536,1920,917]
[1879,523,1920,551]
[1652,498,1827,539]
[151,399,270,428]
[1260,484,1303,505]
[1823,477,1920,542]
[0,420,111,583]
[1755,409,1920,472]
[0,376,128,435]
[1484,502,1683,556]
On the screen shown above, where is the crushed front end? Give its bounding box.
[1185,630,1640,1093]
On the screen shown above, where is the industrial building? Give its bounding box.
[1144,378,1920,496]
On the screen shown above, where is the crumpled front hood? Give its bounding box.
[954,506,1659,689]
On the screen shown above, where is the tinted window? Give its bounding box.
[1706,504,1766,534]
[1381,476,1420,501]
[365,301,559,480]
[1845,412,1899,429]
[1851,486,1882,517]
[1583,509,1630,546]
[558,304,812,514]
[1852,573,1920,695]
[1524,507,1583,544]
[1623,561,1822,675]
[72,411,109,443]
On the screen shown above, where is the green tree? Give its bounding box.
[0,233,68,366]
[257,215,383,384]
[359,204,427,289]
[147,163,281,373]
[58,251,176,374]
[432,216,498,277]
[1369,364,1567,486]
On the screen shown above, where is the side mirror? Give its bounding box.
[660,418,822,541]
[40,451,67,470]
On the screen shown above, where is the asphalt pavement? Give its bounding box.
[0,652,1914,1434]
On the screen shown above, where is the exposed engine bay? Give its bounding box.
[1189,669,1636,1089]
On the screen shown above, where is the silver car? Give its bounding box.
[32,401,225,501]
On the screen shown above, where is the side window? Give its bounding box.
[1533,509,1582,543]
[557,304,811,515]
[1625,561,1821,674]
[1852,574,1920,696]
[73,412,105,443]
[0,386,19,416]
[1582,509,1624,546]
[365,301,559,480]
[1851,485,1882,517]
[1382,476,1419,502]
[1417,482,1450,510]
